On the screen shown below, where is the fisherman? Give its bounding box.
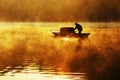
[74,23,83,35]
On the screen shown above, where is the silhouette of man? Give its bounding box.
[74,23,83,35]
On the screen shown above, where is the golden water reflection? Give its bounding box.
[0,63,87,80]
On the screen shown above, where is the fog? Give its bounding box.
[0,22,120,80]
[0,0,120,22]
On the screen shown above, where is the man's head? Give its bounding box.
[75,22,78,25]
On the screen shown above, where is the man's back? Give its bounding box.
[75,23,83,31]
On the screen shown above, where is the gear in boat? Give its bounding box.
[52,27,90,38]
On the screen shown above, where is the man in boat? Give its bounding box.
[74,23,83,35]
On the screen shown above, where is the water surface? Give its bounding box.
[0,22,120,80]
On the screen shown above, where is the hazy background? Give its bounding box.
[0,0,120,22]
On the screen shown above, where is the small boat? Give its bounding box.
[52,27,90,39]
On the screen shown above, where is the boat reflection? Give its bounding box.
[0,64,87,80]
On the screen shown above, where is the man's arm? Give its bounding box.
[74,26,77,30]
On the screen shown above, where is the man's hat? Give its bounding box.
[75,22,78,25]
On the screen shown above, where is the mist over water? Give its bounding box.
[0,22,120,80]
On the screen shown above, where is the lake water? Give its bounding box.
[0,22,120,80]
